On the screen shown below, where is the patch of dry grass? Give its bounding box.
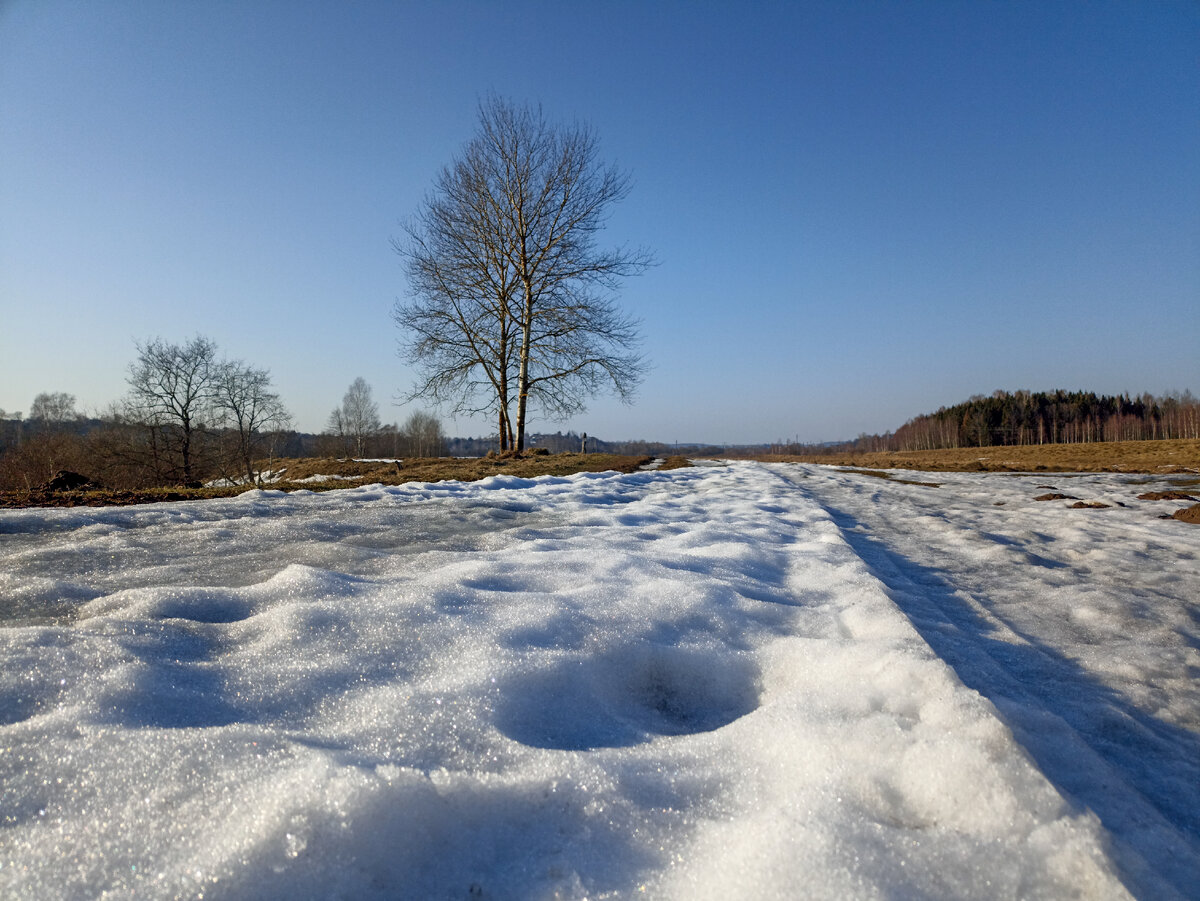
[657,455,693,471]
[836,468,941,488]
[761,439,1200,474]
[1173,503,1200,525]
[0,453,657,509]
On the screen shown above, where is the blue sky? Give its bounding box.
[2,1,1196,444]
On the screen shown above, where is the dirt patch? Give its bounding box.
[1173,503,1200,524]
[1069,501,1111,509]
[1035,493,1079,501]
[1137,491,1198,502]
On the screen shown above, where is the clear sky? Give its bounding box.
[2,1,1197,444]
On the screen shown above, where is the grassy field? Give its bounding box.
[4,441,1198,511]
[751,438,1200,475]
[0,452,676,509]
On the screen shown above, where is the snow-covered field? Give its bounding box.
[1,462,1197,900]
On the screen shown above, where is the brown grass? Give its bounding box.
[758,438,1200,474]
[0,453,661,509]
[836,468,941,488]
[658,455,693,471]
[1173,503,1200,525]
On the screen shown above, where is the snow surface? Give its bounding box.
[1,462,1197,900]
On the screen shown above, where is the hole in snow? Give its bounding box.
[149,592,255,624]
[494,643,760,750]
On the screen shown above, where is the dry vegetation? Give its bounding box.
[775,440,1199,525]
[657,455,693,471]
[754,438,1200,474]
[836,469,942,488]
[0,453,661,509]
[4,440,1198,525]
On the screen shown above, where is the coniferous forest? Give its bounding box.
[773,390,1200,455]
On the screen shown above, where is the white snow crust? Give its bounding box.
[1,462,1197,899]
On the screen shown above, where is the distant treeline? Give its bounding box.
[1,335,719,493]
[0,414,720,492]
[769,390,1200,456]
[0,415,305,492]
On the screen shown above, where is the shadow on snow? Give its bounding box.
[821,503,1200,901]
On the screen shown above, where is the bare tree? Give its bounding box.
[124,336,291,486]
[327,377,381,458]
[214,361,291,485]
[399,409,446,458]
[83,403,169,490]
[126,336,219,484]
[393,130,522,449]
[29,392,78,422]
[394,96,652,451]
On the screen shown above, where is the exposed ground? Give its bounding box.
[762,439,1200,524]
[754,437,1200,475]
[5,439,1199,511]
[1175,503,1200,524]
[0,453,658,509]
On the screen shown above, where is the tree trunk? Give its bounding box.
[515,281,535,452]
[243,432,255,486]
[498,365,511,451]
[181,417,193,484]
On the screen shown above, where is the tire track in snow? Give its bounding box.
[784,464,1200,900]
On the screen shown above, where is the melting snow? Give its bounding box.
[0,462,1196,899]
[204,469,287,488]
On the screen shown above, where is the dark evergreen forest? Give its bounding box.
[772,390,1199,455]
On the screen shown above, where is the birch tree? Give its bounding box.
[399,409,446,458]
[327,377,381,457]
[29,392,78,423]
[394,96,652,451]
[214,361,291,485]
